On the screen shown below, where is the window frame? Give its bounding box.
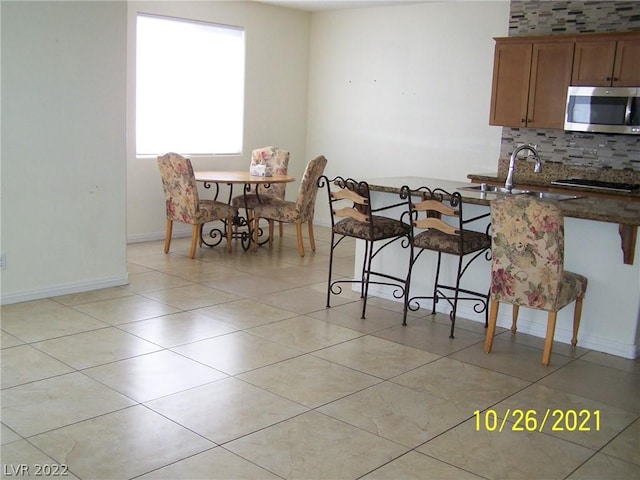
[135,13,246,157]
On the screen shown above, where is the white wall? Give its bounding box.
[0,0,513,303]
[126,1,311,242]
[306,1,510,225]
[1,1,128,303]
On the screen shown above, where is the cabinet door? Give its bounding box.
[572,40,617,86]
[612,38,640,86]
[489,42,532,127]
[527,41,574,129]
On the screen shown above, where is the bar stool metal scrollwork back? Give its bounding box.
[321,176,411,319]
[401,185,491,338]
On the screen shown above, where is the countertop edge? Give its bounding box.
[363,176,640,226]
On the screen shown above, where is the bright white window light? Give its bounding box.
[136,14,245,156]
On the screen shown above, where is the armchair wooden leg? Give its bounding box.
[189,224,199,258]
[308,219,316,252]
[164,220,173,254]
[542,311,558,366]
[571,297,584,348]
[279,221,284,237]
[511,305,519,334]
[484,300,499,353]
[295,223,305,257]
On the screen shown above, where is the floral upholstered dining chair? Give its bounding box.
[484,195,588,366]
[231,146,290,236]
[252,155,327,257]
[231,147,290,206]
[157,152,238,257]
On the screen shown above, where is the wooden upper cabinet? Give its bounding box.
[489,41,532,127]
[490,37,573,129]
[527,41,574,129]
[612,38,640,86]
[572,34,640,86]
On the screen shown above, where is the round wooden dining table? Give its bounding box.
[194,171,295,250]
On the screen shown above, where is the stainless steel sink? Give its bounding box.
[525,191,584,201]
[458,185,530,195]
[459,184,584,201]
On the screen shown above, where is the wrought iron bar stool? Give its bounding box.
[401,185,491,338]
[320,176,411,319]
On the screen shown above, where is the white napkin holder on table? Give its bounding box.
[249,164,273,176]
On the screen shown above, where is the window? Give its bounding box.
[136,14,245,156]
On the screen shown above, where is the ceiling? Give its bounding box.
[255,0,428,12]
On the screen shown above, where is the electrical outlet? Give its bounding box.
[0,254,5,270]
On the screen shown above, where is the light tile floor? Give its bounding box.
[1,225,639,479]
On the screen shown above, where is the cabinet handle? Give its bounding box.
[606,77,612,81]
[613,77,619,81]
[521,118,526,123]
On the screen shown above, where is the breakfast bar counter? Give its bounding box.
[365,176,640,265]
[364,176,640,225]
[355,176,640,360]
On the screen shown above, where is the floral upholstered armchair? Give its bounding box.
[251,155,327,257]
[484,196,588,365]
[157,152,238,257]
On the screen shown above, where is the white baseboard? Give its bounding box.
[127,226,192,244]
[1,274,129,305]
[358,285,638,360]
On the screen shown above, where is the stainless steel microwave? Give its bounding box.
[564,86,640,135]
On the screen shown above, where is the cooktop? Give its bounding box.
[551,178,640,193]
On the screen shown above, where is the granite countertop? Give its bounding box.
[364,176,640,226]
[467,172,640,200]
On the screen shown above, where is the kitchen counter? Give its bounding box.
[358,176,640,359]
[467,172,640,201]
[364,176,640,264]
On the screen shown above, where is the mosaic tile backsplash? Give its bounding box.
[509,0,640,35]
[502,1,640,172]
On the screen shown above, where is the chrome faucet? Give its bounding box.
[505,144,542,192]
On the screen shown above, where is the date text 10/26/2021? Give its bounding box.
[474,409,601,433]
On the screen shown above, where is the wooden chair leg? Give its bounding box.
[542,311,558,366]
[484,300,500,353]
[511,305,520,334]
[295,223,305,257]
[226,216,233,253]
[189,224,199,258]
[164,220,173,254]
[268,220,274,246]
[253,217,260,252]
[279,221,284,237]
[571,297,584,348]
[308,220,316,252]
